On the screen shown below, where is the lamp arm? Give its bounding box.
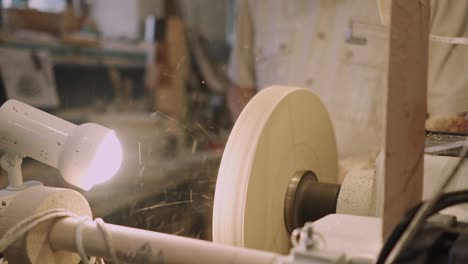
[0,152,24,190]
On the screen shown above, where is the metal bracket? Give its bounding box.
[278,223,346,264]
[0,152,25,190]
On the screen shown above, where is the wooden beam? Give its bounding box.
[383,0,430,238]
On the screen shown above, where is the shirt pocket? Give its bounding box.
[332,22,389,156]
[254,29,294,89]
[341,22,388,69]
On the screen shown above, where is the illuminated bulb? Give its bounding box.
[0,100,123,190]
[58,123,123,191]
[81,131,123,190]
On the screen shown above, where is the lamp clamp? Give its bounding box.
[0,151,25,190]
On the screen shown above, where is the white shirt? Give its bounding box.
[428,0,468,115]
[228,0,468,160]
[228,0,389,159]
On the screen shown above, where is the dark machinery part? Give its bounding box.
[425,131,468,157]
[284,171,341,234]
[376,190,468,264]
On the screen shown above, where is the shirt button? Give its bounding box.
[317,32,326,40]
[256,47,263,56]
[305,78,315,86]
[280,43,289,53]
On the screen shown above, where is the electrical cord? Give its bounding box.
[377,190,468,263]
[76,216,97,264]
[95,218,119,264]
[74,216,119,264]
[383,142,468,264]
[0,209,118,264]
[0,208,76,253]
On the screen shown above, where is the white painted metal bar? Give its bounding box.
[49,217,281,264]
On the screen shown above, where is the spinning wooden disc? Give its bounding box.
[213,86,338,254]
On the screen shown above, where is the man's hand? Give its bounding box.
[227,84,257,123]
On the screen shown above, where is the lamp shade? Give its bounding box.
[0,100,123,190]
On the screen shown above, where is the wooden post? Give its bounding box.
[383,0,430,238]
[154,16,188,123]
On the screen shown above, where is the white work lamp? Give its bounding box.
[0,99,123,191]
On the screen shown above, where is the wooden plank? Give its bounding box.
[158,16,188,119]
[383,0,430,238]
[144,15,188,142]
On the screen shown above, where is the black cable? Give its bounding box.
[377,190,468,264]
[376,203,422,264]
[385,142,468,264]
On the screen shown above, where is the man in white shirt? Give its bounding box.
[228,0,389,167]
[228,0,468,172]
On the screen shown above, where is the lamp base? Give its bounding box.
[0,181,92,264]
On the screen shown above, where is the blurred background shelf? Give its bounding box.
[0,36,147,69]
[0,0,234,242]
